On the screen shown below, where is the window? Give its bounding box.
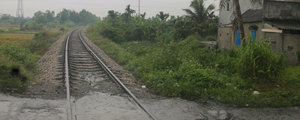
[249,25,258,41]
[227,2,230,11]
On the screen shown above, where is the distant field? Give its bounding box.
[0,25,18,30]
[0,33,35,46]
[0,26,10,30]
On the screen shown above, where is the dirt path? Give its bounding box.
[0,30,299,120]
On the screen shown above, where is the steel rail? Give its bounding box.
[64,31,74,120]
[78,31,157,120]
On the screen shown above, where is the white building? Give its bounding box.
[219,0,262,25]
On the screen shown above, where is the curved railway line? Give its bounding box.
[63,29,157,120]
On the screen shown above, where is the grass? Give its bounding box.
[0,26,10,30]
[280,66,300,90]
[29,29,62,55]
[86,29,300,107]
[0,25,62,92]
[0,33,35,46]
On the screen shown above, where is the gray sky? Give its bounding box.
[0,0,219,18]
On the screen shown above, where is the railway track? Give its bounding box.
[63,29,157,120]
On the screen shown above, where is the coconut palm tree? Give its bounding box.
[156,11,169,21]
[124,5,135,18]
[183,0,215,36]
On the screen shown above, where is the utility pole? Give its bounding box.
[16,0,24,29]
[138,0,140,16]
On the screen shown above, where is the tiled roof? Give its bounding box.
[242,9,263,23]
[266,20,300,31]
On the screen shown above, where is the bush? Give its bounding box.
[297,51,300,63]
[29,30,61,55]
[0,43,39,70]
[0,43,38,92]
[87,30,300,107]
[235,39,286,82]
[204,35,216,41]
[0,51,34,92]
[215,48,240,74]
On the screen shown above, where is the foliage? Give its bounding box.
[23,9,99,30]
[204,35,217,41]
[297,51,300,63]
[0,43,39,70]
[29,30,61,55]
[281,66,300,90]
[235,39,286,82]
[91,4,217,44]
[0,14,31,25]
[87,29,299,107]
[0,29,62,92]
[85,1,299,107]
[156,11,169,21]
[0,33,35,46]
[183,0,216,36]
[56,9,99,25]
[0,44,37,92]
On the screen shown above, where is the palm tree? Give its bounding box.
[183,0,215,36]
[124,5,135,18]
[220,0,262,42]
[156,11,169,21]
[108,10,118,19]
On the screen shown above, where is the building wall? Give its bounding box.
[218,27,234,50]
[219,0,262,25]
[283,34,300,64]
[264,33,300,65]
[265,32,283,52]
[264,0,300,20]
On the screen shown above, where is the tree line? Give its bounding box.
[91,0,218,43]
[0,9,99,30]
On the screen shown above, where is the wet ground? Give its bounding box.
[1,92,299,120]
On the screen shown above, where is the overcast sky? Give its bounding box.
[0,0,219,18]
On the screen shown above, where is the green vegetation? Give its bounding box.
[0,30,62,92]
[93,4,217,44]
[0,44,38,92]
[0,33,34,46]
[0,8,96,93]
[0,9,98,31]
[86,1,299,107]
[88,32,299,107]
[234,39,286,82]
[30,30,62,55]
[25,9,99,30]
[297,51,300,64]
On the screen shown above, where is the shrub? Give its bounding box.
[204,35,216,41]
[0,54,32,92]
[175,61,226,99]
[217,48,239,73]
[0,43,38,70]
[236,39,286,82]
[87,30,300,107]
[29,30,61,55]
[297,51,300,64]
[0,43,37,92]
